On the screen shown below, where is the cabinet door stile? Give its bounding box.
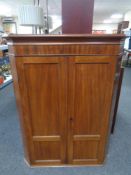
[16,58,36,164]
[67,56,76,163]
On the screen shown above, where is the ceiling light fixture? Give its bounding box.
[111,14,123,19]
[103,19,112,24]
[0,4,11,16]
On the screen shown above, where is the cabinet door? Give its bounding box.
[68,56,116,165]
[16,57,67,165]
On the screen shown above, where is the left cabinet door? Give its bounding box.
[16,57,67,166]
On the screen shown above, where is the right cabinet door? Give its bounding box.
[68,56,117,165]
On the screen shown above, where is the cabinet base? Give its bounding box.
[24,158,104,167]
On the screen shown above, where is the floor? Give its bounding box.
[0,68,131,175]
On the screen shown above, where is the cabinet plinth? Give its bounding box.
[7,34,125,166]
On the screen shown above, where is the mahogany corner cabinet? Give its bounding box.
[7,34,125,167]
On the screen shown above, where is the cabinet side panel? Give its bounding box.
[9,54,32,164]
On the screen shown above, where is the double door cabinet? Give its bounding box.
[8,35,125,166]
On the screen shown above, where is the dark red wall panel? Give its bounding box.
[62,0,94,34]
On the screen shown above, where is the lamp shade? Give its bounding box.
[19,5,44,26]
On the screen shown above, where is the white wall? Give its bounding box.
[93,23,118,34]
[49,25,61,34]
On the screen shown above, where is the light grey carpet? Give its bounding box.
[0,68,131,175]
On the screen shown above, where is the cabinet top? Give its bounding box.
[6,34,125,43]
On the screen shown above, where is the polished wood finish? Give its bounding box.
[7,34,125,166]
[67,55,117,164]
[62,0,94,34]
[111,68,124,133]
[16,57,67,165]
